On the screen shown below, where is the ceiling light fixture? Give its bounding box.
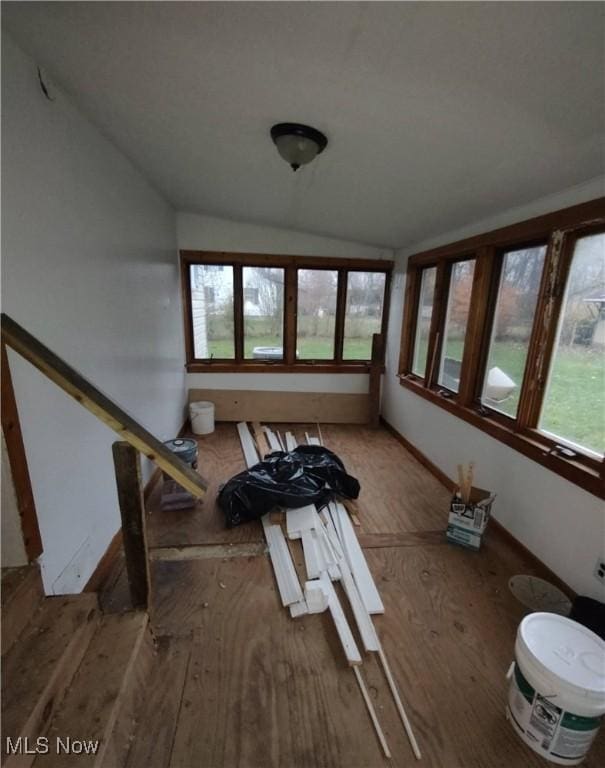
[270,123,328,172]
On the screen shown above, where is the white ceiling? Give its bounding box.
[3,2,604,249]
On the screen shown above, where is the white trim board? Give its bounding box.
[331,502,384,614]
[262,518,304,607]
[319,572,362,666]
[237,422,259,468]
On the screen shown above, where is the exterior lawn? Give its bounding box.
[206,335,374,360]
[445,339,604,454]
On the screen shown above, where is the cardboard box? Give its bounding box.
[446,486,495,551]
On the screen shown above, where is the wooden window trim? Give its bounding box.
[181,251,393,373]
[398,198,605,499]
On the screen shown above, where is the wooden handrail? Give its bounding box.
[1,313,208,497]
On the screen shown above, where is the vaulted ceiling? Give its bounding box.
[3,2,603,248]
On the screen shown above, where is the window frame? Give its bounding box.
[181,251,393,374]
[398,198,605,498]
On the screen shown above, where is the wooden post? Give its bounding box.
[112,442,150,610]
[368,333,384,428]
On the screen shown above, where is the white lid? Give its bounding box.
[518,612,605,700]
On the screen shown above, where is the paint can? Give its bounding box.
[189,401,215,435]
[507,612,605,765]
[161,438,199,511]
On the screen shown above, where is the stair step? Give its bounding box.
[34,611,154,768]
[1,593,99,768]
[1,565,44,655]
[125,636,192,768]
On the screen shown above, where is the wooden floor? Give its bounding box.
[100,423,605,768]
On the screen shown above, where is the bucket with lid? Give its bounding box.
[189,401,215,435]
[506,612,605,765]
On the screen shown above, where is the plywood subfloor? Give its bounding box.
[99,423,604,768]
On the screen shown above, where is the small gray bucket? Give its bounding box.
[161,438,199,511]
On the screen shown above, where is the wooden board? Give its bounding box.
[1,314,207,497]
[331,502,384,614]
[2,594,99,767]
[368,333,384,428]
[149,542,266,561]
[1,564,44,655]
[112,443,150,610]
[188,388,369,423]
[125,636,192,768]
[38,612,151,768]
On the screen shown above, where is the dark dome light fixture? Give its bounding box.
[270,123,328,172]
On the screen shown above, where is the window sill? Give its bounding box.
[398,375,604,499]
[186,362,381,374]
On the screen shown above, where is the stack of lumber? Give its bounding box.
[236,422,421,761]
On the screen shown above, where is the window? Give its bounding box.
[182,252,392,373]
[189,264,234,359]
[481,245,546,418]
[297,269,338,359]
[398,198,605,498]
[343,271,387,359]
[412,267,436,377]
[243,267,284,360]
[438,260,475,392]
[539,232,605,457]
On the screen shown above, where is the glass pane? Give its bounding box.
[539,233,605,456]
[481,246,546,417]
[412,267,436,376]
[438,259,476,392]
[296,269,338,359]
[189,264,234,358]
[243,267,285,359]
[342,272,387,359]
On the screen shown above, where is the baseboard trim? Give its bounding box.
[380,415,576,599]
[83,419,187,594]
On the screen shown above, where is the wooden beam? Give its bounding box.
[1,314,207,497]
[368,333,383,427]
[251,421,271,459]
[112,442,150,610]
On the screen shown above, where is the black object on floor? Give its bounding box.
[570,595,605,641]
[218,445,360,527]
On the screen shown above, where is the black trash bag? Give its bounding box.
[218,445,360,527]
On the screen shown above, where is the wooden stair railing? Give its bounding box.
[1,313,209,609]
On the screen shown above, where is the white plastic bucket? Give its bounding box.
[507,612,605,765]
[189,401,215,435]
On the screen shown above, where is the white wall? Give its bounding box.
[1,33,185,593]
[382,177,605,600]
[178,212,393,394]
